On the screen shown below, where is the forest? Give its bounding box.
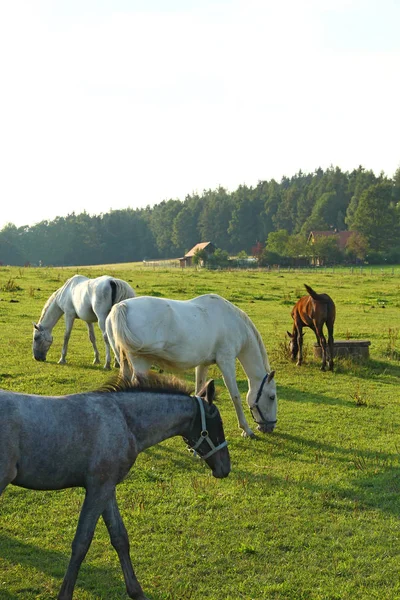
[1,165,400,267]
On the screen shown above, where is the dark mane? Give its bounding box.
[97,372,193,397]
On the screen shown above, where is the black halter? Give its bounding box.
[184,396,228,460]
[249,373,277,427]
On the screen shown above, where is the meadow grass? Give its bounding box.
[0,264,400,599]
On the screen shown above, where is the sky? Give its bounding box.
[0,0,399,230]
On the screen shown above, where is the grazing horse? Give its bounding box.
[105,293,278,438]
[0,373,230,599]
[287,284,336,371]
[33,275,135,369]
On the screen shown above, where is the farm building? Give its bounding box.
[179,242,217,267]
[307,230,356,265]
[307,230,354,250]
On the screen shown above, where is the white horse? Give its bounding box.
[33,275,136,369]
[105,293,277,438]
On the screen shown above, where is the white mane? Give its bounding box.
[230,302,271,371]
[39,289,59,322]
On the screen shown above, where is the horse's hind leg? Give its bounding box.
[125,355,152,382]
[58,487,112,600]
[103,494,148,600]
[195,365,209,395]
[327,322,334,371]
[87,322,101,365]
[316,329,328,371]
[96,315,114,369]
[105,317,120,368]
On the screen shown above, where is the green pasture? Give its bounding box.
[0,264,400,599]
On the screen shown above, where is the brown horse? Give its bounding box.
[287,284,336,371]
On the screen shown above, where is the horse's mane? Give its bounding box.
[39,289,59,320]
[230,302,271,371]
[39,278,72,321]
[98,372,194,397]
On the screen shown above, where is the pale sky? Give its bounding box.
[0,0,399,230]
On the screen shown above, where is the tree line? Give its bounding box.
[1,165,399,267]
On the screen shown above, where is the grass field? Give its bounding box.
[0,264,400,599]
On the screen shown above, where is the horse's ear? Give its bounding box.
[286,331,293,338]
[198,379,215,405]
[267,370,275,383]
[33,322,40,330]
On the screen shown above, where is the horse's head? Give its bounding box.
[247,371,277,433]
[287,331,299,361]
[32,323,53,361]
[184,380,231,479]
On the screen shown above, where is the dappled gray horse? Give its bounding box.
[33,274,136,369]
[0,373,230,599]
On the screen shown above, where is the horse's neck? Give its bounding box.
[239,329,271,389]
[39,294,64,329]
[120,394,195,453]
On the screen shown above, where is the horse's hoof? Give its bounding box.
[103,365,111,370]
[296,362,302,367]
[241,429,256,439]
[58,359,66,364]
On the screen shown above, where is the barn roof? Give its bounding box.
[184,242,215,257]
[308,230,354,249]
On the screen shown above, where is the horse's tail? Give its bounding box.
[304,284,335,323]
[110,278,136,306]
[304,284,330,303]
[107,302,133,367]
[107,300,179,373]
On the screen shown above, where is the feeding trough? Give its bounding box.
[313,340,371,360]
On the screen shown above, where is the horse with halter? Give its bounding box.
[105,293,277,438]
[33,275,135,369]
[287,284,336,371]
[0,373,230,599]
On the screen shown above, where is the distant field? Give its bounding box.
[0,264,400,599]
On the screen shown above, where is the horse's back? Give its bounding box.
[117,293,239,335]
[63,275,133,321]
[293,289,335,327]
[0,390,134,490]
[109,294,246,368]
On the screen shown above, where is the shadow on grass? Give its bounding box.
[334,357,400,383]
[278,383,355,407]
[232,429,400,517]
[0,533,130,599]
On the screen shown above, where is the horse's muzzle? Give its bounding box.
[257,422,276,434]
[212,466,231,479]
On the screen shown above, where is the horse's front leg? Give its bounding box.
[58,487,111,600]
[87,322,101,365]
[218,359,255,438]
[59,315,75,364]
[102,494,149,600]
[195,365,209,395]
[296,325,303,366]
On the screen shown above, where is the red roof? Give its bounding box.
[308,230,354,249]
[184,242,215,257]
